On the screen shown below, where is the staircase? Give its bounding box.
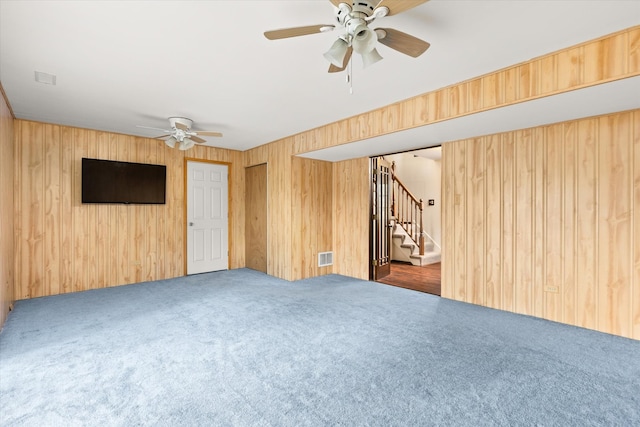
[389,161,441,267]
[391,221,441,266]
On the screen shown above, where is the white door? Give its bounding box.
[187,161,228,274]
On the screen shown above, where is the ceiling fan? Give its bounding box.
[264,0,431,72]
[136,117,222,151]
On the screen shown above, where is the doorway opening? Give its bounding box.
[369,147,442,296]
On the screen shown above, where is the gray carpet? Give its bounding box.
[1,269,638,426]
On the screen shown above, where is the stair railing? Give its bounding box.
[390,162,425,256]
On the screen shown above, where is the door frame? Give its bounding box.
[369,156,392,281]
[184,158,232,275]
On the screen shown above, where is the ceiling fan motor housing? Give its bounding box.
[336,1,376,25]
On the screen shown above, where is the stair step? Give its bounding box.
[409,251,441,266]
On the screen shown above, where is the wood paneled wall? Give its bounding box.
[245,139,294,279]
[442,109,640,340]
[291,157,333,280]
[241,25,639,289]
[245,164,267,273]
[13,120,244,300]
[291,26,640,155]
[332,158,370,280]
[0,86,15,328]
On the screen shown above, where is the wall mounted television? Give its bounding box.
[82,158,166,204]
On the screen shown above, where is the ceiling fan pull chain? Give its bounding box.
[348,59,353,95]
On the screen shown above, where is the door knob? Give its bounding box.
[189,222,194,226]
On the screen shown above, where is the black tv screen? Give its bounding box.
[82,158,166,204]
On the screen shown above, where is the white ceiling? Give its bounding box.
[1,1,639,158]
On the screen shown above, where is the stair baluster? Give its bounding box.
[390,162,425,256]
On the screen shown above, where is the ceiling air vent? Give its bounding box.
[318,251,333,267]
[34,71,56,85]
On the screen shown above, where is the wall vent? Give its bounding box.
[318,251,333,267]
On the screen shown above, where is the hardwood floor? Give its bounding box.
[376,262,441,296]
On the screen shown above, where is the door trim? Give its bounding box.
[369,156,392,280]
[184,158,232,275]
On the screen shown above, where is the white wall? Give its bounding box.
[384,150,441,248]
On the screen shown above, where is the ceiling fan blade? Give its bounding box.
[136,125,171,133]
[189,135,206,144]
[328,46,353,73]
[174,121,188,131]
[376,0,429,16]
[264,24,334,40]
[329,0,343,7]
[155,134,171,139]
[376,27,430,57]
[195,131,223,137]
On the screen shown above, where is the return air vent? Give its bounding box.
[318,251,333,267]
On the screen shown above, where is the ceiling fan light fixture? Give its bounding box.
[323,37,349,67]
[165,136,177,149]
[352,25,377,54]
[361,47,383,68]
[179,139,196,151]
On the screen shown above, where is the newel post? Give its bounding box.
[418,199,425,255]
[391,161,397,218]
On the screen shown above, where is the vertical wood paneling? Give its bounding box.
[468,79,483,113]
[467,139,485,305]
[597,113,632,337]
[332,158,369,280]
[448,84,467,118]
[14,120,244,299]
[503,67,518,105]
[131,137,145,284]
[156,142,167,278]
[482,72,504,109]
[441,110,639,339]
[292,157,333,280]
[44,123,61,296]
[556,47,584,91]
[268,141,293,279]
[60,126,73,294]
[485,134,502,309]
[576,118,598,331]
[73,128,88,292]
[633,110,640,340]
[629,27,640,75]
[562,122,578,325]
[96,132,110,288]
[501,133,515,312]
[453,140,467,300]
[86,131,98,290]
[291,157,305,280]
[14,122,23,299]
[544,125,563,322]
[584,33,628,84]
[245,164,267,273]
[0,88,14,327]
[532,127,545,318]
[539,55,557,95]
[514,130,533,316]
[441,143,455,299]
[144,138,158,282]
[21,121,44,298]
[115,134,130,286]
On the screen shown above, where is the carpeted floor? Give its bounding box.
[1,269,639,426]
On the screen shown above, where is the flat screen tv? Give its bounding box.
[82,158,166,204]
